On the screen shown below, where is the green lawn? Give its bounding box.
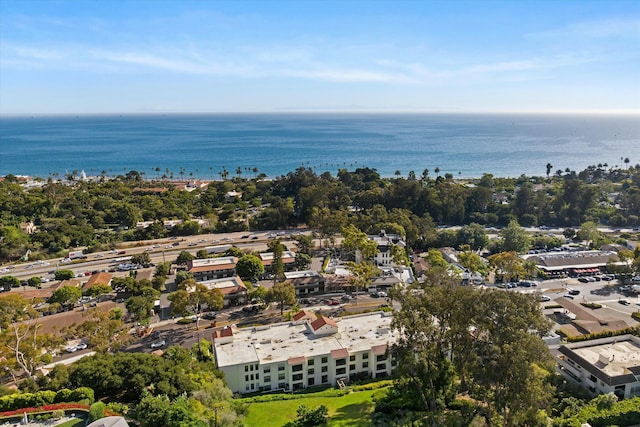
[55,418,86,427]
[243,387,388,427]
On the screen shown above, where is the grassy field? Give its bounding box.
[243,386,389,427]
[56,418,86,427]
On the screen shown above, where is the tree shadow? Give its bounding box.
[327,401,374,427]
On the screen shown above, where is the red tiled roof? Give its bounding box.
[218,286,247,296]
[330,348,349,359]
[212,327,234,340]
[288,356,307,365]
[293,310,315,321]
[12,289,54,300]
[83,272,113,290]
[372,344,387,355]
[310,316,338,331]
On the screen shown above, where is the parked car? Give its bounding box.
[619,299,631,305]
[327,299,340,306]
[540,295,551,302]
[75,342,88,351]
[150,340,166,349]
[203,312,217,320]
[568,288,580,295]
[151,331,161,339]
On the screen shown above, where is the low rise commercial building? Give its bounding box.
[187,256,238,281]
[284,270,325,295]
[213,311,396,394]
[260,251,296,272]
[557,334,640,399]
[199,275,247,306]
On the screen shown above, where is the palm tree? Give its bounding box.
[546,163,553,178]
[434,167,440,177]
[394,170,401,178]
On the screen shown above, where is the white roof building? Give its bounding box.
[213,311,396,394]
[557,334,640,399]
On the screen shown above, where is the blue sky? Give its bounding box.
[1,0,639,114]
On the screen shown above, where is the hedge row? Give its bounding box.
[565,325,640,343]
[0,387,94,412]
[632,312,640,321]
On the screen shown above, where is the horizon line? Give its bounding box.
[2,109,639,117]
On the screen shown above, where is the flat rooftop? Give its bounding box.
[571,338,640,378]
[214,312,395,368]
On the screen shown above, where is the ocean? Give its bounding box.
[1,113,638,179]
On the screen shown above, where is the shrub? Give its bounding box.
[632,312,640,321]
[88,401,106,422]
[177,317,195,324]
[580,302,602,309]
[69,387,95,405]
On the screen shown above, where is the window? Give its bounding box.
[278,364,285,371]
[255,364,259,370]
[349,364,356,371]
[292,364,303,372]
[250,374,254,380]
[363,353,369,360]
[279,382,286,389]
[278,373,285,381]
[308,359,314,366]
[377,363,386,371]
[336,367,346,375]
[321,366,328,373]
[308,377,315,386]
[264,376,271,383]
[256,374,259,380]
[376,355,386,362]
[245,385,250,391]
[264,367,271,373]
[251,383,255,390]
[308,368,315,375]
[336,358,346,366]
[363,362,369,369]
[589,375,596,382]
[349,355,356,361]
[292,373,303,381]
[245,375,249,382]
[321,356,328,364]
[250,365,254,371]
[321,375,328,383]
[245,366,249,372]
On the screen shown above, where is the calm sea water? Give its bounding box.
[1,113,638,179]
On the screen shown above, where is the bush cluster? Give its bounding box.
[0,387,94,412]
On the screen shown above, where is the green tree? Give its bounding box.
[293,234,314,255]
[577,221,607,248]
[295,252,312,270]
[54,269,75,281]
[0,276,21,289]
[266,281,297,315]
[176,250,195,266]
[131,251,151,267]
[169,280,224,328]
[0,294,59,382]
[50,285,82,306]
[84,283,112,298]
[235,254,265,280]
[457,223,490,251]
[458,246,487,276]
[488,251,525,283]
[125,287,159,322]
[501,220,531,254]
[267,238,286,284]
[27,276,42,288]
[155,262,171,277]
[295,404,329,426]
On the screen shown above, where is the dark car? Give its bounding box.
[203,312,217,320]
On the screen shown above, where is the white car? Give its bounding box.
[150,340,166,349]
[75,342,88,351]
[540,295,551,302]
